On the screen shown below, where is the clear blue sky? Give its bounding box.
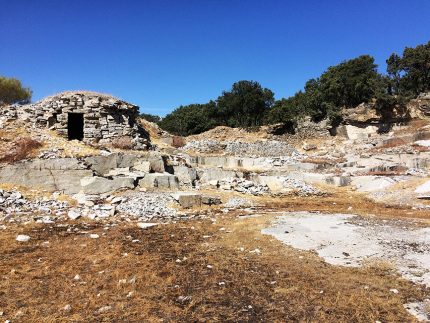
[1,0,429,116]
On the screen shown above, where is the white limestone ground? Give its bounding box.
[262,212,430,285]
[262,212,430,321]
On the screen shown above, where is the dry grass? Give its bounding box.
[0,217,427,322]
[0,137,42,163]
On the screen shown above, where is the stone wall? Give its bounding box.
[2,91,149,148]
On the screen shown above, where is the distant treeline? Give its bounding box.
[144,40,430,136]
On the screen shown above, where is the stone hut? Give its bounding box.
[3,91,149,149]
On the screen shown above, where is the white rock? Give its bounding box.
[137,223,158,229]
[68,209,81,220]
[96,306,112,314]
[16,235,30,242]
[415,180,430,194]
[89,234,100,239]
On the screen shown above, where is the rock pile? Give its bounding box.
[225,140,298,157]
[116,192,179,221]
[183,139,300,158]
[206,178,270,195]
[281,178,322,196]
[0,189,70,222]
[182,140,225,153]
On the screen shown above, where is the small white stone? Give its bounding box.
[73,274,81,281]
[67,210,81,220]
[390,288,399,294]
[89,234,99,239]
[137,223,157,229]
[96,305,112,314]
[16,235,30,242]
[63,304,72,312]
[207,265,213,269]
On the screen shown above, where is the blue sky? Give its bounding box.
[1,0,429,116]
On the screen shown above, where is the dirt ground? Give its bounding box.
[1,192,429,322]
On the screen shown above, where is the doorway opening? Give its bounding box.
[68,113,84,141]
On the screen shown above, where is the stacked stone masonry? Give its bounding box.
[4,91,149,147]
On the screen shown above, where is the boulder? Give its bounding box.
[80,176,135,194]
[171,192,202,208]
[0,159,92,194]
[148,154,165,173]
[199,168,239,183]
[173,165,197,185]
[133,160,151,172]
[138,173,179,190]
[201,196,222,205]
[415,180,430,194]
[351,176,397,192]
[84,154,118,176]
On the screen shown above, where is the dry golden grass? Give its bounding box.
[0,211,427,322]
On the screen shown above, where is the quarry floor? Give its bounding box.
[1,193,430,322]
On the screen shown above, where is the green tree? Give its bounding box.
[158,101,218,136]
[319,55,383,108]
[387,41,430,96]
[217,80,274,127]
[0,76,32,105]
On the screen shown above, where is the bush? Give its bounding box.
[0,76,32,105]
[0,137,42,163]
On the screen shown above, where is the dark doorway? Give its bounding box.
[68,113,84,140]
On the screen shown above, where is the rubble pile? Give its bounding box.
[183,139,300,158]
[182,140,225,153]
[206,178,270,195]
[0,189,69,221]
[225,140,299,157]
[116,192,179,221]
[282,178,323,196]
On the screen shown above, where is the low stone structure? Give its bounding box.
[2,91,149,148]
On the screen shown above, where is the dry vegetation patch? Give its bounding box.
[0,137,42,163]
[0,211,427,322]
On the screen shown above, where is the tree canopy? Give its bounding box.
[387,41,430,96]
[0,76,32,105]
[154,40,430,136]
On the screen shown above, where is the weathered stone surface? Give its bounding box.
[351,176,397,192]
[148,154,165,173]
[199,168,240,183]
[85,154,118,175]
[117,154,139,168]
[171,192,202,208]
[173,165,197,185]
[0,159,92,194]
[133,160,151,172]
[201,196,222,205]
[326,176,351,187]
[415,180,430,194]
[80,176,135,194]
[138,173,179,190]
